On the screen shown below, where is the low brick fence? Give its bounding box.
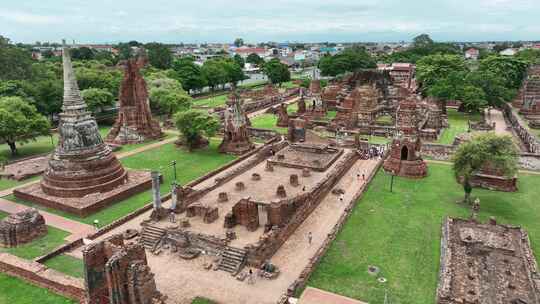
[284,157,384,299]
[421,143,456,161]
[0,253,85,302]
[502,103,540,154]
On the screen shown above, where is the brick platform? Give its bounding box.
[13,170,153,217]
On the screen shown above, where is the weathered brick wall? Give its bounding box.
[0,253,85,302]
[421,143,456,161]
[502,103,540,154]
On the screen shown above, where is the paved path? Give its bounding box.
[248,97,299,119]
[0,197,96,242]
[486,109,512,136]
[115,136,178,159]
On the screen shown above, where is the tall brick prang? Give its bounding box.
[106,56,163,145]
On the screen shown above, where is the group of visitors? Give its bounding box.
[359,145,386,160]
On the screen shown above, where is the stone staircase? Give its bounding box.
[140,225,166,250]
[217,246,247,275]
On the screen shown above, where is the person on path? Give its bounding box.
[248,268,255,285]
[308,232,313,246]
[339,193,345,203]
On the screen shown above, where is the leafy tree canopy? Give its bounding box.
[0,96,51,156]
[453,133,518,203]
[81,88,114,112]
[263,58,291,86]
[174,110,219,150]
[319,47,376,77]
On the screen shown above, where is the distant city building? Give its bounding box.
[500,48,518,56]
[465,48,480,60]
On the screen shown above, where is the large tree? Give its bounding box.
[172,57,207,93]
[263,58,291,86]
[478,56,528,89]
[246,53,264,67]
[81,88,114,112]
[201,59,229,91]
[416,54,467,94]
[0,96,50,156]
[0,42,34,81]
[233,38,244,48]
[147,76,192,118]
[174,110,219,151]
[319,47,376,76]
[412,33,434,48]
[453,133,518,203]
[145,43,173,69]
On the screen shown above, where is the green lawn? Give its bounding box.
[0,273,76,304]
[43,255,84,278]
[3,140,236,226]
[0,127,111,162]
[191,297,216,304]
[436,109,481,145]
[0,131,174,192]
[251,114,287,134]
[193,94,228,108]
[0,226,69,260]
[308,163,540,304]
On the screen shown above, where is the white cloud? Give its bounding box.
[0,10,62,25]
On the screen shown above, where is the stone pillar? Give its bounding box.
[151,171,161,209]
[170,182,178,211]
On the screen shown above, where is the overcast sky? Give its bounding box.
[1,0,539,44]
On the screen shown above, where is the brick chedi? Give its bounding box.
[83,234,165,304]
[105,56,162,145]
[40,44,128,198]
[14,43,153,217]
[219,90,255,154]
[383,94,428,178]
[0,208,47,247]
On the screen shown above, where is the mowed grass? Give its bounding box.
[3,140,236,227]
[43,255,84,278]
[0,127,111,161]
[0,273,76,304]
[191,297,216,304]
[308,163,540,304]
[193,94,228,108]
[436,109,481,145]
[251,114,287,134]
[0,226,69,260]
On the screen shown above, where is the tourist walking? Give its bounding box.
[308,232,313,246]
[248,268,255,285]
[339,193,344,203]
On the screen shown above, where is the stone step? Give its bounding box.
[222,251,245,259]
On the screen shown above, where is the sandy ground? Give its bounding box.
[68,151,379,303]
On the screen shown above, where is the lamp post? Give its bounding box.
[390,170,396,193]
[170,160,177,183]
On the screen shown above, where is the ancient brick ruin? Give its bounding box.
[219,90,255,154]
[437,217,540,304]
[0,209,47,248]
[383,95,428,178]
[83,234,165,304]
[106,55,163,145]
[14,44,153,216]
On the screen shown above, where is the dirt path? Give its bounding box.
[485,109,512,136]
[0,197,95,242]
[248,97,299,119]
